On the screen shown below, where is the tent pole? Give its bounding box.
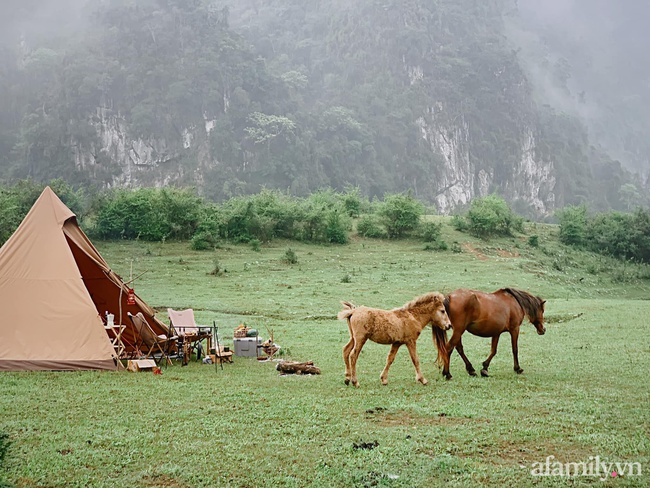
[214,321,223,372]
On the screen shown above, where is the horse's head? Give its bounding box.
[532,299,546,335]
[505,288,547,336]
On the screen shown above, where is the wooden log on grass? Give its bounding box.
[276,360,321,375]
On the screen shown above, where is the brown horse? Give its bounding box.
[338,292,451,387]
[432,288,546,380]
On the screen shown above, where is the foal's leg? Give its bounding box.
[510,327,524,374]
[455,338,477,376]
[342,337,355,385]
[349,336,368,388]
[380,343,401,385]
[405,341,428,385]
[481,335,500,377]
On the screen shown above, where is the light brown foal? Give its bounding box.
[338,292,451,388]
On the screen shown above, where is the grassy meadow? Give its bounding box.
[1,221,649,487]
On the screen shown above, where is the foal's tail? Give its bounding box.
[431,326,448,368]
[337,301,356,321]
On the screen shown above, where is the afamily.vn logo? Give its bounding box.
[530,456,643,480]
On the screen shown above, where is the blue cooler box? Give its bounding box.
[233,337,263,357]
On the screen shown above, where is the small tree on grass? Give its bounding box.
[419,222,443,242]
[556,205,587,246]
[341,186,365,218]
[465,194,523,239]
[325,209,349,244]
[378,192,424,238]
[356,215,386,238]
[283,248,298,264]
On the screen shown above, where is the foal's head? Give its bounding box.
[406,292,452,331]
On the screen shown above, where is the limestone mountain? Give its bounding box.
[0,0,647,216]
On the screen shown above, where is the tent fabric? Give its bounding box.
[62,214,170,349]
[0,187,166,371]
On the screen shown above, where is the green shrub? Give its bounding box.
[451,214,468,232]
[356,215,386,238]
[378,192,424,238]
[250,239,261,252]
[465,194,523,239]
[220,197,258,242]
[325,209,350,244]
[630,208,650,262]
[192,203,222,244]
[584,212,630,258]
[93,187,203,241]
[583,208,650,262]
[298,201,329,242]
[528,235,539,247]
[419,221,443,243]
[424,240,448,251]
[557,206,650,263]
[191,231,218,250]
[557,205,588,246]
[341,186,366,218]
[250,189,302,240]
[299,194,351,243]
[284,248,298,264]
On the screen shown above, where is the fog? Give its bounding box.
[0,0,88,46]
[509,0,650,172]
[2,0,648,181]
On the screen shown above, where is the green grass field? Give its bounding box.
[2,222,649,487]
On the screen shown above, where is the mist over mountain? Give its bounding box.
[510,0,650,174]
[0,0,647,216]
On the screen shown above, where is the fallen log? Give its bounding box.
[276,360,321,375]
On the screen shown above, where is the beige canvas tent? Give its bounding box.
[0,186,169,371]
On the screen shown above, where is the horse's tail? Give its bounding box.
[337,301,356,321]
[432,326,448,368]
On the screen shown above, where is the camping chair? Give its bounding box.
[167,308,213,364]
[128,312,178,366]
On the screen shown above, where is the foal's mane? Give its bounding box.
[398,292,442,312]
[501,288,543,319]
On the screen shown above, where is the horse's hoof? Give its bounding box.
[353,383,360,388]
[480,369,489,377]
[344,378,350,385]
[381,379,388,386]
[468,370,477,377]
[420,379,428,385]
[444,373,452,381]
[515,368,524,374]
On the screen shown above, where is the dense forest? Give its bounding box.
[0,0,648,216]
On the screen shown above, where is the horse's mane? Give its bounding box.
[501,288,543,319]
[398,292,443,312]
[443,296,450,315]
